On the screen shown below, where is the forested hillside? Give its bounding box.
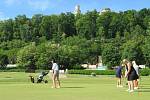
[0,8,150,69]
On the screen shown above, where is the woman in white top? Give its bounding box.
[132,61,139,89]
[51,60,61,88]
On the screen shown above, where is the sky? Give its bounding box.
[0,0,150,20]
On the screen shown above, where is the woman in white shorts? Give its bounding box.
[51,60,61,88]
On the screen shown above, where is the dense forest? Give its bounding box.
[0,8,150,70]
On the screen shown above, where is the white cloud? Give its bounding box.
[28,0,50,11]
[4,0,20,6]
[0,12,8,20]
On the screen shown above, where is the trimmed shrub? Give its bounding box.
[68,69,150,76]
[68,70,115,75]
[0,69,49,73]
[91,72,96,76]
[140,69,150,76]
[0,68,25,72]
[69,65,85,70]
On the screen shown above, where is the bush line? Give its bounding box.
[68,69,150,76]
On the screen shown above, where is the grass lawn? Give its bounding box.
[0,72,149,100]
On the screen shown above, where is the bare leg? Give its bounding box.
[52,75,56,88]
[128,81,131,90]
[130,81,134,92]
[136,79,139,88]
[119,78,121,86]
[56,76,61,88]
[117,78,121,86]
[119,78,123,87]
[116,78,119,87]
[133,80,137,89]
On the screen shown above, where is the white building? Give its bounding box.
[6,64,17,68]
[99,8,111,15]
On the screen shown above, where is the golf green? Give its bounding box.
[0,72,149,100]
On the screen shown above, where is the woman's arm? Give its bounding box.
[126,62,132,76]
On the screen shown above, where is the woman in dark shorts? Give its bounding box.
[116,65,123,87]
[123,59,138,92]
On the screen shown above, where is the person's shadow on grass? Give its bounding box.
[136,87,150,92]
[62,86,84,88]
[136,90,150,92]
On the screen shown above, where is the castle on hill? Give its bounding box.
[74,5,111,15]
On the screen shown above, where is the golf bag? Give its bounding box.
[29,71,48,83]
[36,71,49,83]
[29,75,35,83]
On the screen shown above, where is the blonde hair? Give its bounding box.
[122,59,129,64]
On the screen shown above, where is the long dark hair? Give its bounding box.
[52,59,56,63]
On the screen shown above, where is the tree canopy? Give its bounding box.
[0,8,150,69]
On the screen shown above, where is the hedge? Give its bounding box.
[68,70,115,75]
[68,69,150,76]
[140,69,150,76]
[0,68,149,76]
[0,69,49,73]
[0,69,25,72]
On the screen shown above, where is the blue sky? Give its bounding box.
[0,0,150,20]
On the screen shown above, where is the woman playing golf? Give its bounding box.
[122,59,138,92]
[51,60,61,88]
[116,65,123,87]
[132,61,140,89]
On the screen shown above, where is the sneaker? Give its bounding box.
[119,85,123,87]
[51,86,56,88]
[126,89,130,92]
[134,87,139,90]
[57,86,61,88]
[129,90,134,92]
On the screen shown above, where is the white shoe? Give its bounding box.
[57,86,61,88]
[129,90,134,92]
[126,89,130,92]
[134,87,139,90]
[119,85,123,87]
[51,86,56,88]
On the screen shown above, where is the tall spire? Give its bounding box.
[74,5,81,15]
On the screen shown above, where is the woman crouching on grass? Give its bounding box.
[122,59,139,92]
[51,60,61,88]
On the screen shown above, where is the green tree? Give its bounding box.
[36,42,59,69]
[102,42,121,69]
[31,14,43,38]
[39,16,52,40]
[0,19,14,41]
[58,12,76,37]
[96,12,113,39]
[17,43,37,69]
[121,38,144,65]
[76,10,98,39]
[59,36,90,68]
[0,50,9,68]
[142,36,150,67]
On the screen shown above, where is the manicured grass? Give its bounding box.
[0,72,149,100]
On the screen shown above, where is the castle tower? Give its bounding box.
[74,5,81,15]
